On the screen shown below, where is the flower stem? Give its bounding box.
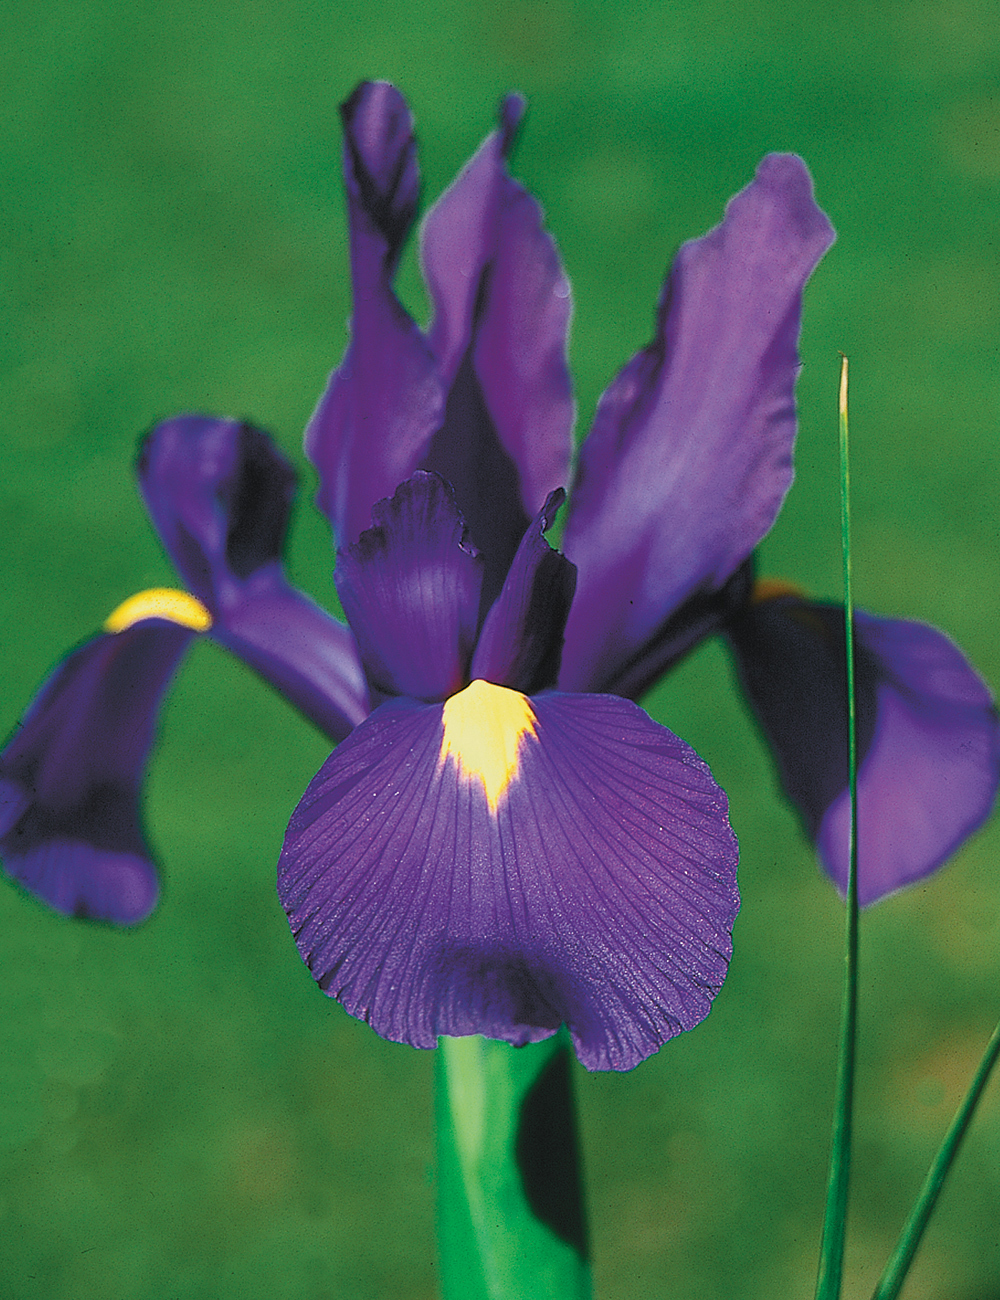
[871,1017,1000,1300]
[815,355,860,1300]
[435,1033,591,1300]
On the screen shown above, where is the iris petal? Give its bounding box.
[305,82,444,545]
[335,472,483,700]
[278,687,739,1072]
[727,596,1000,903]
[139,415,368,742]
[597,560,754,702]
[138,415,297,605]
[560,155,835,694]
[420,94,573,601]
[0,622,194,923]
[471,488,576,694]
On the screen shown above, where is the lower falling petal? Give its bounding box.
[278,685,739,1072]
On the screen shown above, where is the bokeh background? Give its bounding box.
[2,1,999,1296]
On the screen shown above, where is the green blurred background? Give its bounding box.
[2,0,999,1296]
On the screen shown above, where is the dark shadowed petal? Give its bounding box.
[335,472,483,700]
[278,681,739,1072]
[0,620,196,923]
[305,82,444,544]
[139,415,368,742]
[471,488,576,694]
[560,155,835,694]
[727,594,1000,904]
[419,95,573,601]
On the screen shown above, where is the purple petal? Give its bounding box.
[470,488,576,694]
[339,80,419,273]
[138,416,297,607]
[278,683,739,1072]
[139,415,368,742]
[0,622,195,923]
[335,472,483,700]
[596,560,754,702]
[419,95,573,601]
[560,155,835,694]
[211,584,369,743]
[727,595,1000,904]
[305,82,444,544]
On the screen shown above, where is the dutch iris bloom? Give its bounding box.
[2,83,998,1069]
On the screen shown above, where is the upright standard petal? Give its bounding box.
[305,82,444,545]
[0,618,198,923]
[278,684,739,1072]
[138,415,297,607]
[727,594,1000,904]
[139,415,368,742]
[560,155,835,694]
[335,473,483,700]
[470,488,576,695]
[420,95,573,603]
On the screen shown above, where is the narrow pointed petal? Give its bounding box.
[471,488,576,694]
[335,472,483,700]
[727,596,1000,904]
[419,95,573,599]
[139,415,368,742]
[278,683,739,1072]
[306,82,444,543]
[560,155,835,694]
[0,622,195,923]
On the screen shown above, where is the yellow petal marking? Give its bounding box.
[103,588,213,634]
[440,679,536,813]
[751,577,806,605]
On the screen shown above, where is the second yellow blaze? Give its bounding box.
[104,588,213,634]
[440,679,536,813]
[751,577,805,605]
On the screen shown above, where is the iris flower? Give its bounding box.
[2,83,997,1070]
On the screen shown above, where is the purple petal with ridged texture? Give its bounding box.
[335,473,483,700]
[139,415,368,742]
[278,684,739,1071]
[727,596,1000,904]
[305,82,444,543]
[560,155,835,694]
[419,95,573,601]
[470,489,576,694]
[0,622,195,923]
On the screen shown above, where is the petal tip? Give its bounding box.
[340,80,419,251]
[499,93,526,155]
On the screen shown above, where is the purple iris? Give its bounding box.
[2,82,997,1070]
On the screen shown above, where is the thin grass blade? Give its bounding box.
[815,354,861,1300]
[872,1017,1000,1300]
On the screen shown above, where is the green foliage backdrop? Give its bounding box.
[2,1,998,1296]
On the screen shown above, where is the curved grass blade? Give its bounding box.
[436,1033,591,1300]
[815,354,861,1300]
[872,1017,1000,1300]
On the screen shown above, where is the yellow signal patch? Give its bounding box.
[751,577,805,605]
[440,679,536,812]
[104,588,213,634]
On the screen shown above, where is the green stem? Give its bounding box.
[435,1033,591,1300]
[872,1018,1000,1300]
[815,355,860,1300]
